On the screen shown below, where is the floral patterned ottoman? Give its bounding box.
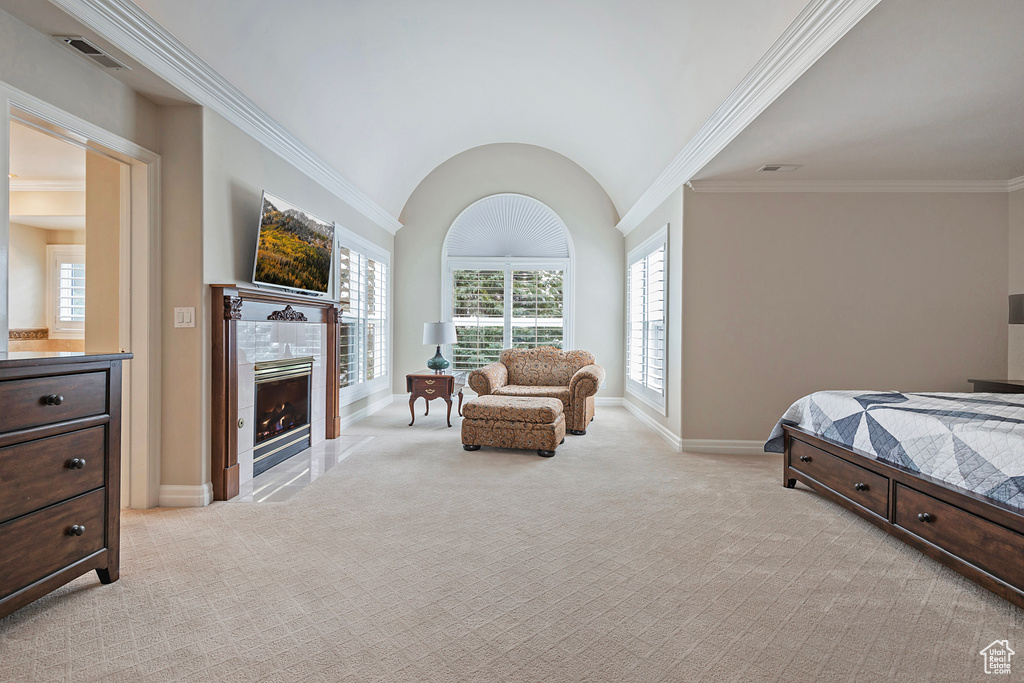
[461,395,566,457]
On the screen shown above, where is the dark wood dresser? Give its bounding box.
[0,352,130,619]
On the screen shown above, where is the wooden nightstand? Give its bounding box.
[406,370,467,427]
[968,379,1024,393]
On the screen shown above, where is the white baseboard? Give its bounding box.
[341,393,394,429]
[159,482,213,508]
[595,396,623,407]
[679,439,768,455]
[622,399,682,451]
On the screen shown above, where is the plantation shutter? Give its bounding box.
[452,269,505,369]
[511,269,563,348]
[627,244,665,397]
[366,259,388,381]
[338,243,388,391]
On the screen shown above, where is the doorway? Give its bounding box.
[2,84,160,509]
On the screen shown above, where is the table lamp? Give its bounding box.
[423,321,457,373]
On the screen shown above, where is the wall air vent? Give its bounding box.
[757,164,801,172]
[55,36,130,71]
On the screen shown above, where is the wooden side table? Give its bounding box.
[406,370,467,427]
[968,379,1024,393]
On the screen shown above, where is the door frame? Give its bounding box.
[1,81,162,509]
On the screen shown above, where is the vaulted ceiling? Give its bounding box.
[695,0,1024,184]
[118,0,810,217]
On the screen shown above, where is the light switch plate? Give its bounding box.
[174,307,195,328]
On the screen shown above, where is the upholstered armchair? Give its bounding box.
[468,346,605,434]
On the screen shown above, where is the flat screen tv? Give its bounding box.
[252,191,335,297]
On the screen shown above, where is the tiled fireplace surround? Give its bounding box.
[237,320,328,485]
[210,285,342,501]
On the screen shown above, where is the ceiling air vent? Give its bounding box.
[55,36,130,71]
[757,164,801,173]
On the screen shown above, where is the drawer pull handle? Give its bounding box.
[853,482,868,491]
[67,525,85,537]
[426,380,435,385]
[44,394,65,406]
[68,458,87,470]
[424,389,436,395]
[799,455,812,462]
[917,512,933,523]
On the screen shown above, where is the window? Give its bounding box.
[46,245,86,338]
[444,194,573,371]
[626,227,667,412]
[336,229,389,403]
[450,266,566,370]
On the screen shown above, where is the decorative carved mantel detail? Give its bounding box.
[267,305,307,322]
[224,296,243,320]
[209,284,345,502]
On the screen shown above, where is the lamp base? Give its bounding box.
[426,345,450,374]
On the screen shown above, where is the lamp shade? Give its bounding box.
[423,321,457,345]
[1011,294,1024,325]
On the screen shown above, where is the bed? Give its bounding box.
[766,391,1024,608]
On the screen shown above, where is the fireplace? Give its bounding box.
[253,357,314,476]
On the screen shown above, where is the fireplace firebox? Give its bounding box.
[253,357,314,476]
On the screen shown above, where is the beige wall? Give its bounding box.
[84,151,123,353]
[395,143,623,396]
[0,7,159,347]
[9,191,85,217]
[158,105,206,488]
[682,191,1009,441]
[1010,189,1024,379]
[201,108,395,440]
[0,9,158,154]
[622,189,684,439]
[8,223,47,329]
[8,223,86,333]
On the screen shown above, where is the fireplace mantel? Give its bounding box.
[210,284,345,501]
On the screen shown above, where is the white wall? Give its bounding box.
[682,190,1009,442]
[394,143,623,396]
[1010,189,1024,378]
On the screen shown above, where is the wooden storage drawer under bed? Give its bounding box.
[894,484,1024,590]
[789,437,889,518]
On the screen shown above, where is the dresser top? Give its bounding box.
[0,351,132,368]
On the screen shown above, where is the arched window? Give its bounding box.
[442,193,574,370]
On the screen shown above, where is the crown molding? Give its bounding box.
[615,0,881,235]
[689,179,1015,193]
[47,0,403,234]
[8,179,85,192]
[1009,175,1024,193]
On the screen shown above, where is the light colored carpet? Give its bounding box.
[2,405,1022,682]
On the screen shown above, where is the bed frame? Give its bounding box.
[782,425,1024,608]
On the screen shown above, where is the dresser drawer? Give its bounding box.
[0,427,106,524]
[0,372,108,433]
[894,484,1024,589]
[0,489,106,600]
[790,438,889,517]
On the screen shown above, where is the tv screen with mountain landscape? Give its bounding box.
[252,192,335,296]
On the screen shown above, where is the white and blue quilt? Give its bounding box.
[765,391,1024,510]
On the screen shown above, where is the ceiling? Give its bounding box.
[83,0,810,217]
[694,0,1024,183]
[8,120,86,230]
[9,119,86,182]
